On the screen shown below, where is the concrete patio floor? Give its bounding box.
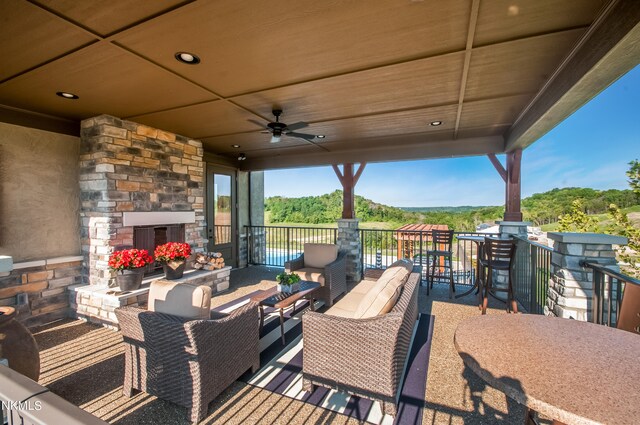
[31,266,536,424]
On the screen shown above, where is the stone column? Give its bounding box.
[337,219,361,284]
[545,232,628,321]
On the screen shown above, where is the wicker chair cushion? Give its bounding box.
[353,261,412,319]
[148,280,212,319]
[303,243,338,269]
[325,280,375,318]
[292,268,326,286]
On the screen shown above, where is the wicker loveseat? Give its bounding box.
[285,243,347,306]
[302,260,420,416]
[115,280,260,424]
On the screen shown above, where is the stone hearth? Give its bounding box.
[71,267,231,328]
[79,115,207,286]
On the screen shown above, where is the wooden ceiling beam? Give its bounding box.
[240,135,504,171]
[505,0,640,151]
[453,0,480,139]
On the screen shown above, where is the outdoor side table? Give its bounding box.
[454,314,640,425]
[251,281,321,345]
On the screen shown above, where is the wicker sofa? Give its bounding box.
[302,260,420,416]
[285,243,347,306]
[115,280,260,424]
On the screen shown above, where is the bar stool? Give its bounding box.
[427,229,455,298]
[480,236,517,314]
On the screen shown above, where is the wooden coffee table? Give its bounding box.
[251,281,321,344]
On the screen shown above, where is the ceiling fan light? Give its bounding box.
[270,134,281,144]
[237,153,246,161]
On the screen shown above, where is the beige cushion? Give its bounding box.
[292,268,326,286]
[353,259,413,319]
[148,280,212,320]
[324,305,356,318]
[333,290,364,312]
[304,243,338,269]
[350,280,377,295]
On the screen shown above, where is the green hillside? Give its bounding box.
[265,187,639,232]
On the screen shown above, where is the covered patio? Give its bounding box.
[31,266,528,425]
[1,1,639,424]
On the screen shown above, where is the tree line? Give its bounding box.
[265,187,639,232]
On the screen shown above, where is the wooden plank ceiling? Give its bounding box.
[0,0,635,170]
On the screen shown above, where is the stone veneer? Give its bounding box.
[337,219,362,283]
[0,256,83,328]
[79,115,207,286]
[545,232,627,321]
[70,267,231,329]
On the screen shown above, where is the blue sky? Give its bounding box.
[265,65,640,207]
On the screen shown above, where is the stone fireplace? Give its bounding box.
[79,115,207,287]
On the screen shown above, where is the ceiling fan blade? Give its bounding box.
[248,119,267,128]
[288,132,316,140]
[285,121,308,131]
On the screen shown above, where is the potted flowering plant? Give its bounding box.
[108,249,154,291]
[275,271,301,293]
[154,242,192,280]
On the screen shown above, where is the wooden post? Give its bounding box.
[487,151,523,221]
[332,163,366,219]
[505,149,523,221]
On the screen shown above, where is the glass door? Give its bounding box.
[207,167,236,267]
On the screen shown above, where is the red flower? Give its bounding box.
[154,242,192,262]
[108,249,153,272]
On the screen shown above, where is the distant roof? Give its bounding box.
[395,224,449,241]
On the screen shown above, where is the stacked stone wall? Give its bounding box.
[79,115,207,286]
[0,257,83,328]
[544,233,625,321]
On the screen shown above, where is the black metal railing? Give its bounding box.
[245,225,337,266]
[359,229,486,287]
[581,261,640,328]
[512,236,552,314]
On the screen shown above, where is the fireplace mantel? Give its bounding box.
[123,211,196,227]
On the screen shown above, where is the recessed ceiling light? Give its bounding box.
[430,121,442,126]
[232,144,241,148]
[174,52,200,64]
[56,91,78,99]
[316,135,326,139]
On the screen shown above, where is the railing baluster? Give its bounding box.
[530,243,538,314]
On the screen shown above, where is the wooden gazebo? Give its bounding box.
[395,224,449,260]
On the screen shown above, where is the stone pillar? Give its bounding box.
[337,219,361,284]
[545,232,628,321]
[497,221,530,238]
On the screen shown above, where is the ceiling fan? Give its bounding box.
[251,109,318,143]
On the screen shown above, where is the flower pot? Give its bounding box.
[0,307,40,382]
[277,283,300,293]
[116,268,144,291]
[163,260,186,280]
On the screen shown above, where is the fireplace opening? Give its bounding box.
[133,224,185,274]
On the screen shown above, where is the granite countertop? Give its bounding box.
[454,314,640,425]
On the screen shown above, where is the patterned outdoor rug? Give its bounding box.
[212,291,434,425]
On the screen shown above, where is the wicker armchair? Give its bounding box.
[285,243,347,307]
[115,301,260,424]
[301,266,420,416]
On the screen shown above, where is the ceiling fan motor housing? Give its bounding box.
[267,121,287,136]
